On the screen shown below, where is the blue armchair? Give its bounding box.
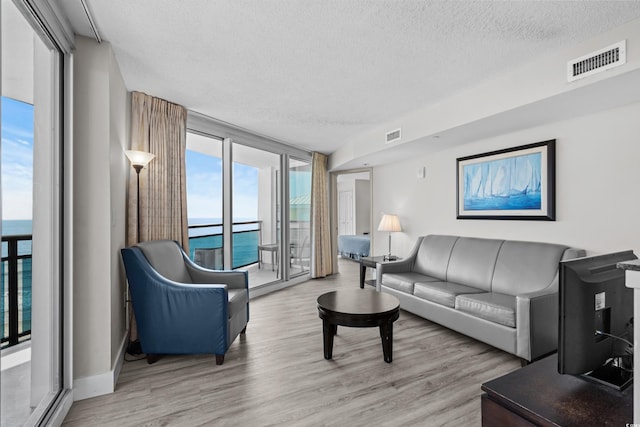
[121,240,249,365]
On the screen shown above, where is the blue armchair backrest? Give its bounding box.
[137,240,192,283]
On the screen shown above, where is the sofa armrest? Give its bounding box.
[376,237,424,291]
[376,258,414,291]
[516,288,558,361]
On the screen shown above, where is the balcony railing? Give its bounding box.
[188,221,261,269]
[188,220,310,271]
[1,234,32,349]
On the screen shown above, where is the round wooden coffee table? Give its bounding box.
[317,289,400,363]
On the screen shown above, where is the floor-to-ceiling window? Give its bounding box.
[185,131,284,287]
[232,143,280,285]
[185,132,224,269]
[184,113,312,290]
[0,0,65,424]
[289,158,311,277]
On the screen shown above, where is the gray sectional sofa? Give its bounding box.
[376,235,585,361]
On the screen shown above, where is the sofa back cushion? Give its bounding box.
[413,235,458,280]
[446,237,503,291]
[491,240,569,296]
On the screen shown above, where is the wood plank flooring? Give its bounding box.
[63,259,520,426]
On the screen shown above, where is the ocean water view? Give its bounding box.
[1,219,33,345]
[188,218,260,269]
[1,218,263,346]
[2,219,33,257]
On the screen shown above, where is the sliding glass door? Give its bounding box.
[184,125,311,288]
[1,0,64,424]
[185,132,224,269]
[232,143,280,285]
[289,158,311,277]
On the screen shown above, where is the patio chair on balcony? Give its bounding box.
[290,236,310,271]
[121,240,249,365]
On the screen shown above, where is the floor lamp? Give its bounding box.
[125,150,155,243]
[378,214,402,261]
[124,150,155,355]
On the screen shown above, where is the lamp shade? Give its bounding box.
[125,150,155,167]
[377,214,402,232]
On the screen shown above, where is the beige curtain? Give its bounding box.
[127,91,189,252]
[310,152,332,278]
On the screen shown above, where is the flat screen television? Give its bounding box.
[558,250,635,390]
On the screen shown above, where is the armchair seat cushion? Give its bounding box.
[382,272,440,294]
[455,292,516,328]
[414,281,484,308]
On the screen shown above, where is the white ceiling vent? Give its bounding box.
[385,128,401,144]
[567,40,626,82]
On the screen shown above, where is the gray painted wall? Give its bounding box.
[72,36,128,392]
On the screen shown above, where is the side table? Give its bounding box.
[360,255,398,289]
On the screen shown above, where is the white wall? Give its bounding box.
[331,16,640,171]
[372,102,640,258]
[72,36,129,400]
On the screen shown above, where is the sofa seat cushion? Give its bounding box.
[382,272,439,294]
[455,292,516,328]
[413,281,484,308]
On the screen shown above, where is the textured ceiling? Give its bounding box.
[59,0,640,154]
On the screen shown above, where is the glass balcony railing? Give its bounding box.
[188,221,261,269]
[0,221,309,350]
[1,234,32,349]
[188,220,310,272]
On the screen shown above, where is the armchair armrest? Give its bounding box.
[184,254,249,289]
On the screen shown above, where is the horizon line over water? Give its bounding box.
[2,220,33,257]
[2,219,33,235]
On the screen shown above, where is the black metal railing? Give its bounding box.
[1,234,32,349]
[188,221,261,269]
[188,220,310,271]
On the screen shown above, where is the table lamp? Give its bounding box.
[378,214,401,261]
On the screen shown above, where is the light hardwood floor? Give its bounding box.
[63,259,520,426]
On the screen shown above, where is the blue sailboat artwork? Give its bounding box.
[463,152,542,211]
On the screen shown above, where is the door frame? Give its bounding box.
[329,168,373,275]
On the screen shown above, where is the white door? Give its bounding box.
[338,190,354,235]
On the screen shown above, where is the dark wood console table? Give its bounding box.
[481,354,632,426]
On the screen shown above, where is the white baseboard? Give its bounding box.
[73,333,127,401]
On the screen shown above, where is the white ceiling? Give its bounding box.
[58,0,640,155]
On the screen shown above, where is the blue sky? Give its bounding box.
[1,96,305,224]
[1,96,34,220]
[185,150,258,221]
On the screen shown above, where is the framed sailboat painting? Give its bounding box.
[456,140,555,220]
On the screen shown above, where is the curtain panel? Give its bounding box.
[310,152,333,278]
[127,91,189,252]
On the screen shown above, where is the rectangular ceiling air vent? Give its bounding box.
[567,40,626,82]
[386,128,401,144]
